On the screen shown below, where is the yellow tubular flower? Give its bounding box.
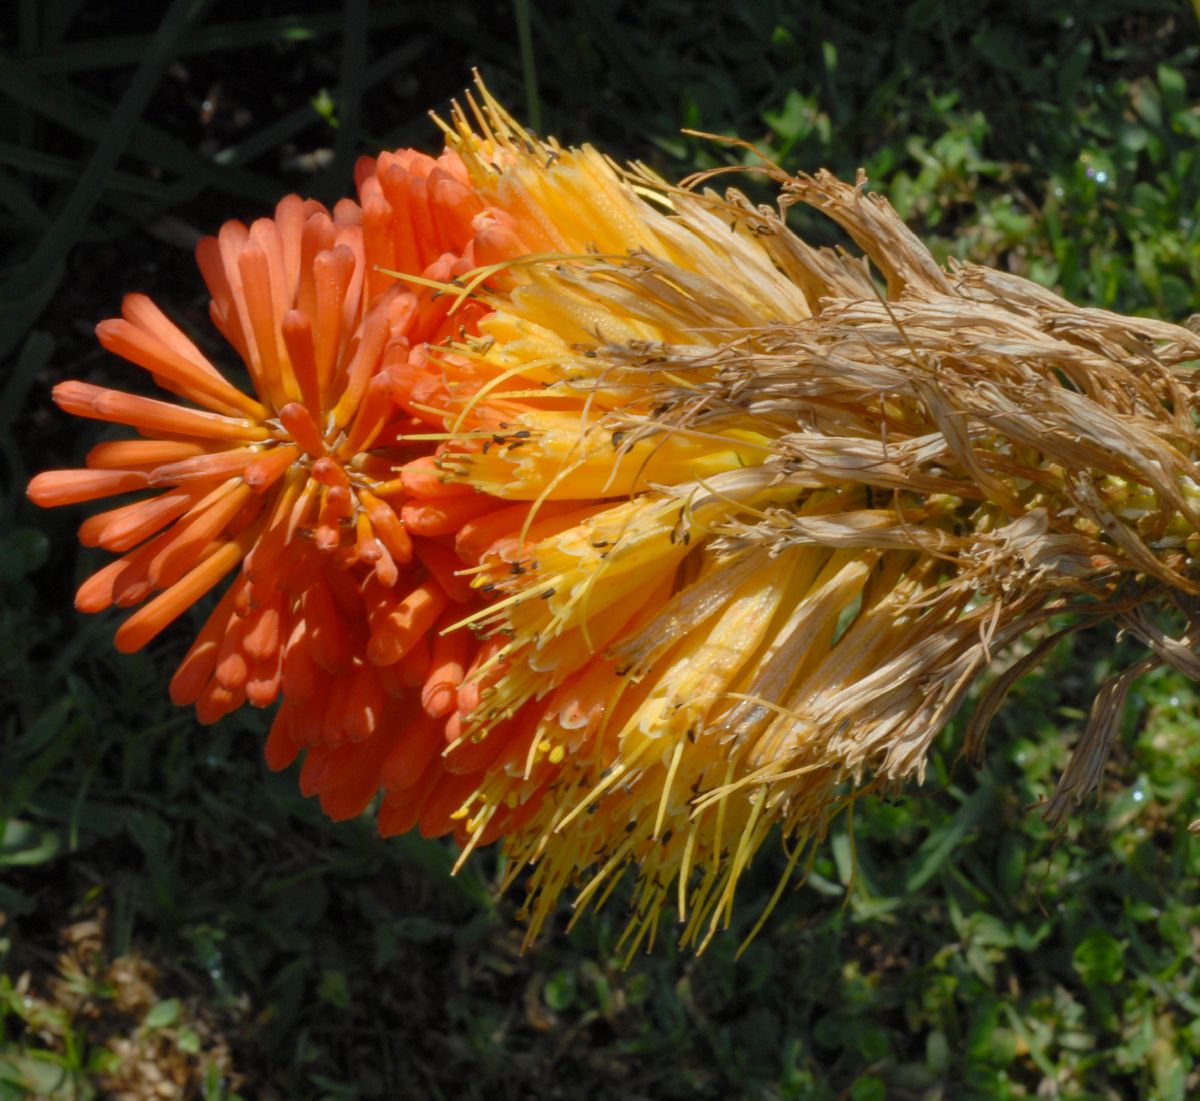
[433,88,810,501]
[390,94,925,948]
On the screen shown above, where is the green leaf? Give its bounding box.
[0,330,53,432]
[16,697,74,757]
[318,969,350,1009]
[544,969,576,1012]
[1157,64,1186,114]
[903,783,994,893]
[0,819,63,866]
[1073,930,1125,986]
[849,1076,885,1101]
[1159,275,1192,317]
[392,916,448,943]
[142,997,182,1030]
[0,1052,74,1094]
[764,89,817,145]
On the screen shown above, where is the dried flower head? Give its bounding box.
[415,91,1200,950]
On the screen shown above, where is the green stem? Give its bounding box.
[514,0,542,132]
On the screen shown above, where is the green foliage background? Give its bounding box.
[3,2,1200,1097]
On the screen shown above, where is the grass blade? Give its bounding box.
[0,0,215,361]
[514,0,542,133]
[314,0,367,202]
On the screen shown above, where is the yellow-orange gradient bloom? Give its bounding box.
[30,82,1200,956]
[29,93,830,946]
[48,84,1137,956]
[28,148,563,836]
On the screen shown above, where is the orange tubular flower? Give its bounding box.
[28,152,542,833]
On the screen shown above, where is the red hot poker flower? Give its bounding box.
[28,154,531,830]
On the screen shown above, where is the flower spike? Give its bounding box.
[29,81,1200,952]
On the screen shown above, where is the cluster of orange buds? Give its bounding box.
[28,145,564,840]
